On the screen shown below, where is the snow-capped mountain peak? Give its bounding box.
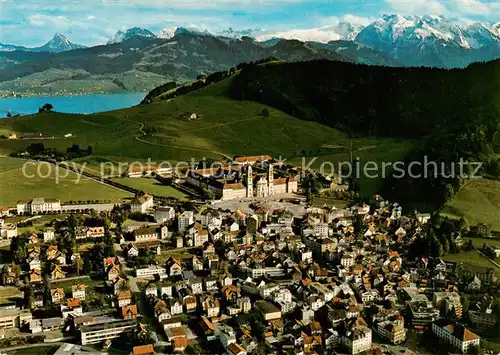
[107,27,157,44]
[255,22,364,43]
[32,33,85,53]
[355,14,500,67]
[157,27,177,39]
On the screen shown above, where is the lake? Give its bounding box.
[0,92,146,117]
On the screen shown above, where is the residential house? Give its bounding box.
[167,299,183,316]
[374,317,406,344]
[122,305,138,319]
[340,317,372,355]
[71,284,86,300]
[43,227,55,242]
[51,288,65,305]
[166,258,182,276]
[117,291,132,307]
[202,296,220,318]
[51,265,66,280]
[30,269,42,283]
[107,264,121,281]
[130,194,154,214]
[155,207,175,224]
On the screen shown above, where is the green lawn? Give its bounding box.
[112,177,188,198]
[442,250,500,275]
[311,197,350,209]
[0,157,25,173]
[51,276,102,295]
[440,179,500,232]
[463,237,500,248]
[0,157,132,207]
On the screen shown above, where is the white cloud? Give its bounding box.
[342,14,375,26]
[384,0,447,16]
[383,0,494,19]
[99,0,296,10]
[28,14,73,28]
[320,14,375,27]
[87,15,96,20]
[454,0,491,15]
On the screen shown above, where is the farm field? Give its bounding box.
[0,157,132,207]
[440,179,500,232]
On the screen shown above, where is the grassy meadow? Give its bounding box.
[440,179,500,231]
[0,76,419,199]
[0,157,132,207]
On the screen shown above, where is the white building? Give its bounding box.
[130,194,154,214]
[432,320,480,353]
[341,325,372,354]
[258,283,280,299]
[178,211,194,232]
[341,255,355,268]
[71,285,86,300]
[136,265,167,278]
[17,198,61,215]
[132,227,160,243]
[155,207,175,224]
[43,228,55,242]
[80,319,136,345]
[1,223,17,240]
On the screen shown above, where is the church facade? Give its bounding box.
[186,162,299,201]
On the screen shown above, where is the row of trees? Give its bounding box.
[11,143,93,161]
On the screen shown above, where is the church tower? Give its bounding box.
[246,166,253,197]
[267,163,274,196]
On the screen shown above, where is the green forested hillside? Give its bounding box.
[229,59,500,138]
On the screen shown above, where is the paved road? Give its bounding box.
[475,248,500,268]
[1,341,98,354]
[117,114,232,160]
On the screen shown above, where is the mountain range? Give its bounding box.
[1,15,498,68]
[0,33,85,53]
[0,14,498,96]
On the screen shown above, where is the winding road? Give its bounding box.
[117,115,233,160]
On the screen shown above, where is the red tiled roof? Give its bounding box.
[122,304,138,318]
[234,155,271,163]
[132,344,155,355]
[172,337,187,350]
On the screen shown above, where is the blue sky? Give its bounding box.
[0,0,498,46]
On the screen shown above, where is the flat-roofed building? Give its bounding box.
[0,308,32,329]
[135,265,167,278]
[80,319,136,345]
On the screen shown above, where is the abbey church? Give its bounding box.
[186,156,299,201]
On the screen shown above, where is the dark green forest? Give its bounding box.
[229,59,500,208]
